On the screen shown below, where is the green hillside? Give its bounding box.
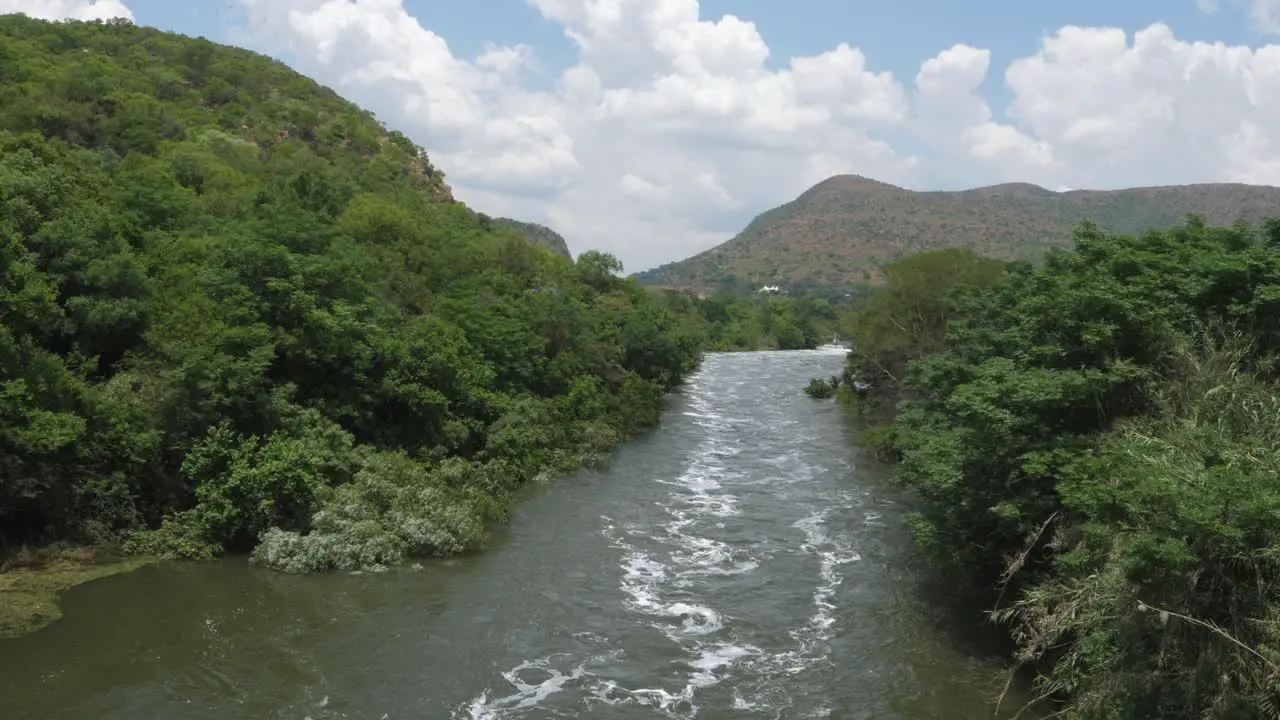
[0,14,703,573]
[636,175,1280,292]
[490,217,572,257]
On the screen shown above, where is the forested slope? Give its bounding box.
[489,217,572,257]
[0,15,704,572]
[841,217,1280,717]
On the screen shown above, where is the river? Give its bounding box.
[0,350,1020,719]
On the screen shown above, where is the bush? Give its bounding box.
[803,376,840,399]
[251,453,490,573]
[880,217,1280,716]
[0,15,708,570]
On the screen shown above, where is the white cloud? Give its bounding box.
[1003,23,1280,189]
[0,0,132,21]
[23,0,1280,273]
[912,43,1055,185]
[233,0,925,269]
[234,2,1280,270]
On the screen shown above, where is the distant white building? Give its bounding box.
[757,285,782,294]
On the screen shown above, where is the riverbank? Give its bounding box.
[0,547,151,638]
[0,350,1020,719]
[843,222,1280,716]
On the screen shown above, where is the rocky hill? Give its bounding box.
[491,218,572,257]
[633,175,1280,291]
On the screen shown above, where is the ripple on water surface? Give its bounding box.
[461,350,912,719]
[0,350,1017,720]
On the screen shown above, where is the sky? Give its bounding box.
[7,1,1280,272]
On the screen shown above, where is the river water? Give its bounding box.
[0,350,1019,719]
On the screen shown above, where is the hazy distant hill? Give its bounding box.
[633,175,1280,291]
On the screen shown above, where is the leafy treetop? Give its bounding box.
[0,14,705,572]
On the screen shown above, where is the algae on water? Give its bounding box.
[0,556,150,638]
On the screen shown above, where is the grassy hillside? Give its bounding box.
[0,14,704,573]
[635,174,1280,291]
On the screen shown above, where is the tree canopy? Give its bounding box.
[0,14,705,572]
[656,289,845,351]
[865,216,1280,717]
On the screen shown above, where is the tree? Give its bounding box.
[0,15,709,572]
[880,218,1280,717]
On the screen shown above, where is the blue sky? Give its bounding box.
[20,0,1280,269]
[129,0,1259,97]
[132,0,1257,57]
[121,0,1265,139]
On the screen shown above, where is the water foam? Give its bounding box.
[458,356,858,718]
[462,654,606,719]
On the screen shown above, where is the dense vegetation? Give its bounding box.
[835,248,1004,425]
[655,291,844,351]
[487,217,571,258]
[0,15,705,573]
[846,216,1280,717]
[635,173,1280,293]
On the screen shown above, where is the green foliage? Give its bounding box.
[0,15,704,571]
[880,217,1280,716]
[839,248,1005,427]
[634,172,1280,293]
[999,334,1280,718]
[488,217,572,258]
[803,376,841,399]
[654,290,844,351]
[253,452,494,573]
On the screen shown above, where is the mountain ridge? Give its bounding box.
[635,175,1280,291]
